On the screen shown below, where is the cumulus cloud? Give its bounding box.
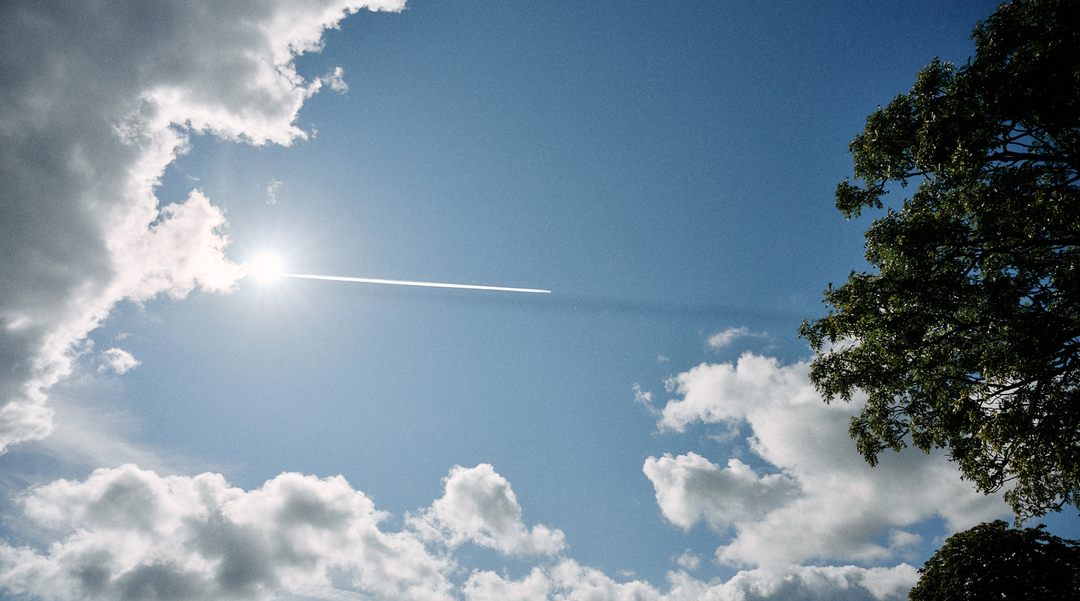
[463,560,917,601]
[462,567,551,601]
[644,352,1008,568]
[0,464,453,601]
[643,453,799,532]
[0,0,405,454]
[0,463,923,601]
[409,464,566,557]
[98,348,140,375]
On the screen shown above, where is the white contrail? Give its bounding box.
[282,273,551,294]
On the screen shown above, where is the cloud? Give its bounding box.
[266,179,284,205]
[0,0,405,455]
[462,567,551,601]
[644,352,1008,568]
[0,3,978,600]
[322,67,350,94]
[98,349,140,375]
[673,550,700,571]
[707,328,766,350]
[409,464,566,557]
[463,560,917,601]
[0,463,923,601]
[0,464,453,601]
[11,392,181,476]
[633,383,659,418]
[643,453,800,532]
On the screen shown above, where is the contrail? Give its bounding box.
[282,273,551,294]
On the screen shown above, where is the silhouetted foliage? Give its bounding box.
[909,520,1080,600]
[799,0,1080,519]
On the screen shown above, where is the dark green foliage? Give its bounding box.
[799,0,1080,519]
[909,520,1080,600]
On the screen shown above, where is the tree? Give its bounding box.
[908,520,1080,600]
[798,0,1080,519]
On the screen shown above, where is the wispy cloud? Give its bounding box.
[98,348,140,375]
[322,66,350,94]
[266,178,283,205]
[707,327,768,350]
[673,549,700,571]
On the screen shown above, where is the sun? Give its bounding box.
[247,252,285,283]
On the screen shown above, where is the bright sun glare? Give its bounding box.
[247,252,285,283]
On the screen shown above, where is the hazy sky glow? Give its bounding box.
[1,1,1075,600]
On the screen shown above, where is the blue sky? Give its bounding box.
[1,1,1075,600]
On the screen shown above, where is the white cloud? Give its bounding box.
[409,464,565,557]
[643,453,799,532]
[0,463,923,601]
[462,567,551,601]
[0,464,453,601]
[266,178,284,204]
[673,550,700,571]
[0,0,405,455]
[464,560,917,601]
[633,383,659,417]
[0,3,977,600]
[644,352,1008,568]
[322,67,350,93]
[707,328,766,350]
[690,564,919,601]
[98,349,140,375]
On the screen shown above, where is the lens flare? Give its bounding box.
[247,253,285,283]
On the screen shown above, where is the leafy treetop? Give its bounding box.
[799,0,1080,519]
[908,520,1080,601]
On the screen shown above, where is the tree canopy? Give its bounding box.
[799,0,1080,519]
[908,520,1080,600]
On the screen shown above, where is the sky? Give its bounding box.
[0,1,1076,600]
